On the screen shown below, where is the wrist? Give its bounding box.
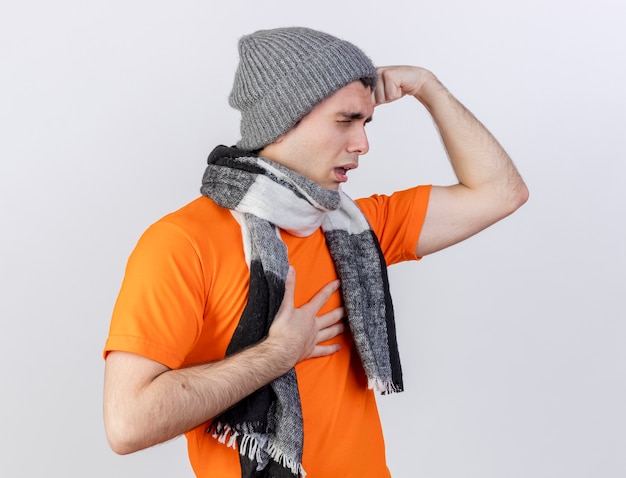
[412,73,452,113]
[260,335,299,374]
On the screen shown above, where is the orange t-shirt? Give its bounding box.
[104,185,431,477]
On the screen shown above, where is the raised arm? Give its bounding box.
[103,268,344,455]
[374,66,529,257]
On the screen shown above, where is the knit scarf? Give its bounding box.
[200,145,403,478]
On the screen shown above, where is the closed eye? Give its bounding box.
[336,112,373,125]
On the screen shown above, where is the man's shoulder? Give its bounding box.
[143,196,240,251]
[159,196,232,227]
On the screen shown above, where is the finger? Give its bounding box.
[384,71,399,102]
[316,307,345,329]
[304,279,341,314]
[308,343,341,359]
[316,322,345,344]
[276,266,296,315]
[373,76,387,106]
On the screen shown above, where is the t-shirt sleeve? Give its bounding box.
[356,185,432,265]
[103,220,206,369]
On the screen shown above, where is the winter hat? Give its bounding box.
[229,27,377,151]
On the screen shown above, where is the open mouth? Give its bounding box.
[334,167,348,182]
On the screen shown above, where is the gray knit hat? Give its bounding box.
[229,27,378,151]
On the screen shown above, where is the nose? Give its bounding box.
[348,127,369,155]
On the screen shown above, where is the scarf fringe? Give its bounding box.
[238,432,261,464]
[267,441,307,477]
[368,377,402,395]
[211,422,307,477]
[211,422,240,449]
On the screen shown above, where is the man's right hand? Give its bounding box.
[267,266,345,366]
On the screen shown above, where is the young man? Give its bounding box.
[103,27,528,477]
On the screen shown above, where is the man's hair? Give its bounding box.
[360,77,377,90]
[229,27,378,151]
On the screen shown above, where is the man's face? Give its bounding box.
[260,81,374,190]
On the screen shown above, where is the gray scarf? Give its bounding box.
[200,145,403,478]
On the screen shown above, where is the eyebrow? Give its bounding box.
[337,112,374,123]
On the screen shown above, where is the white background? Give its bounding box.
[1,1,624,477]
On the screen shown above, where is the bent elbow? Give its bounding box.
[104,412,149,455]
[511,181,529,212]
[500,178,529,217]
[108,440,135,456]
[105,421,138,455]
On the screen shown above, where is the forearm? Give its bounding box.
[104,337,295,455]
